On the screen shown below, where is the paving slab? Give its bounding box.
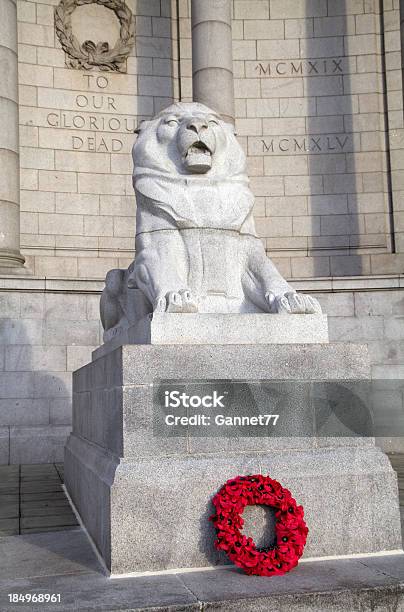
[0,573,200,612]
[0,472,19,480]
[0,502,19,518]
[0,529,102,580]
[21,491,67,502]
[199,584,404,612]
[20,483,64,494]
[21,503,72,517]
[358,554,404,581]
[21,497,71,508]
[21,525,79,535]
[19,477,59,484]
[0,494,18,504]
[21,514,78,529]
[21,463,58,470]
[20,470,57,477]
[0,467,19,475]
[0,475,18,482]
[20,471,60,478]
[0,518,18,536]
[21,475,61,482]
[0,485,18,494]
[179,559,399,601]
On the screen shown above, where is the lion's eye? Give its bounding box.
[208,118,219,126]
[165,117,179,127]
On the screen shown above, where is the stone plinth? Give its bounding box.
[94,313,329,360]
[65,342,402,574]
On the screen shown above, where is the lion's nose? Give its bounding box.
[187,119,208,135]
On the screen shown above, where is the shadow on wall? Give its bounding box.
[0,319,71,465]
[198,499,229,566]
[306,0,361,277]
[128,1,176,264]
[401,0,404,92]
[135,0,175,116]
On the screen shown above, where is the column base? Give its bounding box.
[0,249,28,275]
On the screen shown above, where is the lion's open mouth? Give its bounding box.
[184,141,212,174]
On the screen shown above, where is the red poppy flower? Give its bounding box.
[210,474,308,577]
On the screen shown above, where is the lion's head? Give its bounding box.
[132,102,247,181]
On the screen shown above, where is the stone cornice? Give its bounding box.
[0,274,403,294]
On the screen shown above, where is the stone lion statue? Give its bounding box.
[101,102,321,341]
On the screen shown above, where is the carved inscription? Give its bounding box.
[46,111,135,133]
[248,56,352,156]
[256,134,353,155]
[72,135,123,152]
[252,57,346,78]
[45,74,136,152]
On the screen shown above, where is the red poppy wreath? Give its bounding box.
[210,474,308,576]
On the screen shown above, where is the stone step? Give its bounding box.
[0,529,403,611]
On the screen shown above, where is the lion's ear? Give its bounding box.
[134,120,151,134]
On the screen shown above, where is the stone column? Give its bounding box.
[191,0,235,124]
[401,1,404,129]
[0,0,25,270]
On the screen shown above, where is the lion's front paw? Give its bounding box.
[265,291,322,314]
[155,289,198,313]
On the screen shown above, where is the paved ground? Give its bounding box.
[0,458,403,610]
[0,464,78,537]
[0,529,403,611]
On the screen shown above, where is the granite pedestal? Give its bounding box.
[95,313,329,358]
[65,314,402,574]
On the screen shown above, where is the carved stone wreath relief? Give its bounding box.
[55,0,135,72]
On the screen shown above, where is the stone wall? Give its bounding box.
[16,0,404,279]
[0,283,100,463]
[319,284,404,452]
[0,0,402,463]
[17,0,174,278]
[178,0,404,277]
